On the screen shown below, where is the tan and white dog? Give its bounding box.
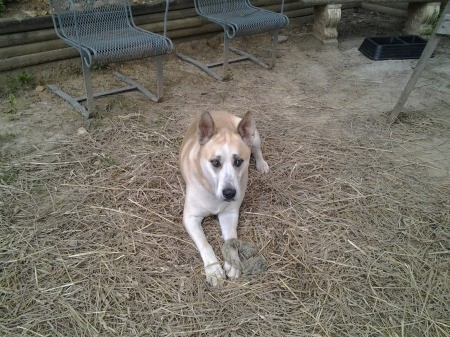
[180,110,269,287]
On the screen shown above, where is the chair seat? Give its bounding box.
[203,8,288,37]
[62,28,173,65]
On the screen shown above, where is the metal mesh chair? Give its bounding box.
[177,0,288,80]
[48,0,173,117]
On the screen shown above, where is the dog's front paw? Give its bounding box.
[205,263,225,287]
[256,159,269,174]
[224,260,241,279]
[223,246,243,280]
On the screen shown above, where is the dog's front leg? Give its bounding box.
[184,214,225,287]
[219,211,242,280]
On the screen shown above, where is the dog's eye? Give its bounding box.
[234,158,243,167]
[210,159,221,168]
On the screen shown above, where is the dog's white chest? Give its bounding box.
[185,185,242,217]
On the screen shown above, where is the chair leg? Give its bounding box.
[178,30,280,80]
[47,57,92,118]
[155,56,164,100]
[82,60,94,116]
[49,57,164,118]
[269,31,279,70]
[223,33,231,80]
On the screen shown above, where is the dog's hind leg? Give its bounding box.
[252,129,269,174]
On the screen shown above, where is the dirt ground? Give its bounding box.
[1,7,450,337]
[1,9,450,178]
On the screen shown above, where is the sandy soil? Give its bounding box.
[1,8,449,178]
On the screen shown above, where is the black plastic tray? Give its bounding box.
[358,35,427,60]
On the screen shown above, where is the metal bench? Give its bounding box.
[48,0,173,117]
[177,0,289,81]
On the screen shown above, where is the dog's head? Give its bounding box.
[197,111,255,202]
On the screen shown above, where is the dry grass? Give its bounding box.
[1,107,449,336]
[1,12,450,337]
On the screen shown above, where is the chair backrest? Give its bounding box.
[49,0,134,41]
[195,0,250,16]
[194,0,285,17]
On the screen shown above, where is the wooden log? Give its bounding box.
[0,21,219,71]
[0,26,217,72]
[0,0,308,48]
[0,28,56,48]
[168,22,223,39]
[0,48,79,72]
[166,6,318,39]
[251,0,301,7]
[284,8,314,18]
[4,5,302,61]
[142,16,204,32]
[0,0,346,71]
[361,3,408,17]
[0,0,300,36]
[264,1,357,13]
[0,16,53,35]
[0,39,67,59]
[0,17,203,60]
[0,0,191,35]
[134,0,307,25]
[369,3,408,10]
[133,7,198,25]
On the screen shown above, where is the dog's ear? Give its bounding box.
[237,111,256,146]
[197,112,215,145]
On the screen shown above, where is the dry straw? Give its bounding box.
[1,108,448,336]
[1,14,449,336]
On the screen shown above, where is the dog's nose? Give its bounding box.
[222,188,236,200]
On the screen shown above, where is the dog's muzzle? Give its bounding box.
[222,188,236,201]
